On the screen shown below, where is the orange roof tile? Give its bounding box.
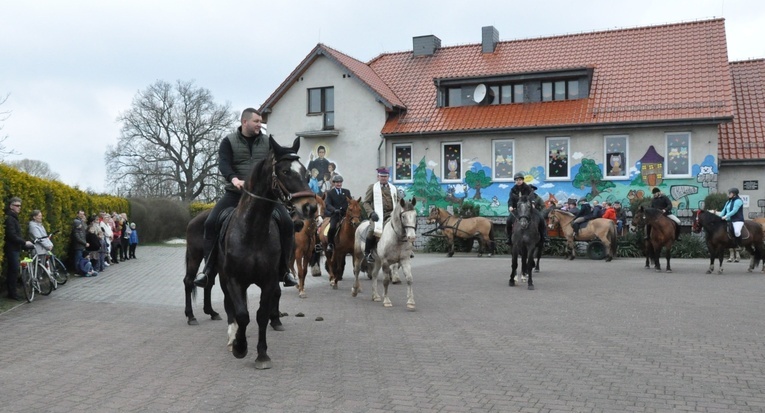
[719,59,765,161]
[372,19,734,135]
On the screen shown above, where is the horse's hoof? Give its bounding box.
[568,256,575,261]
[373,297,382,302]
[645,265,651,269]
[717,269,724,275]
[605,257,613,262]
[655,269,662,272]
[534,268,540,273]
[232,343,248,359]
[528,284,535,290]
[392,279,401,285]
[509,279,515,286]
[666,269,672,273]
[271,323,285,332]
[384,302,393,308]
[351,289,358,297]
[187,318,199,326]
[706,270,712,274]
[299,291,307,298]
[748,268,754,273]
[447,252,454,258]
[332,283,338,290]
[211,313,222,321]
[254,356,272,370]
[407,303,416,310]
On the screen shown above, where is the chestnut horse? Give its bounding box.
[426,207,495,257]
[291,194,324,298]
[631,207,676,272]
[692,210,765,274]
[548,209,617,261]
[317,197,363,289]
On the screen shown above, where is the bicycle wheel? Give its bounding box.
[51,256,69,285]
[21,266,35,302]
[36,263,54,296]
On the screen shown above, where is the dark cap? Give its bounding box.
[376,167,389,176]
[652,187,661,194]
[332,174,344,183]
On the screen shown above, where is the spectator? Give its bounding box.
[602,202,617,224]
[128,222,139,259]
[78,252,99,277]
[4,197,34,300]
[120,213,131,261]
[28,209,53,257]
[613,201,627,235]
[111,219,122,264]
[70,210,87,269]
[99,213,113,266]
[564,199,579,215]
[86,215,104,271]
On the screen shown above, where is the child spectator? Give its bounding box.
[78,252,99,277]
[129,222,139,259]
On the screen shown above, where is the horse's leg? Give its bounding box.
[446,232,455,258]
[352,246,363,297]
[310,248,322,277]
[401,259,415,310]
[227,279,250,361]
[203,276,221,320]
[269,285,284,332]
[509,250,518,286]
[706,247,716,274]
[652,244,662,272]
[184,247,203,325]
[526,248,535,290]
[665,244,672,273]
[370,261,382,302]
[717,247,725,274]
[567,236,576,260]
[381,261,393,308]
[254,284,275,370]
[391,262,402,284]
[476,235,483,257]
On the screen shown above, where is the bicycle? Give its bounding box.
[35,231,69,287]
[19,246,54,302]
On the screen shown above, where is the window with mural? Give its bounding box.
[442,142,462,183]
[665,132,691,177]
[492,139,515,181]
[393,144,413,183]
[604,135,629,180]
[546,137,570,180]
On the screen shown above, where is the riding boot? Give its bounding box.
[537,219,549,249]
[326,225,337,253]
[734,236,742,248]
[194,236,216,287]
[645,225,651,241]
[274,206,298,287]
[364,235,378,263]
[675,224,682,241]
[505,215,515,246]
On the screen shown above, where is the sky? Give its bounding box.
[1,0,764,193]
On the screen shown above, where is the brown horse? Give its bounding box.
[692,210,765,274]
[631,206,676,272]
[426,207,495,257]
[317,197,363,289]
[291,194,324,298]
[547,209,617,261]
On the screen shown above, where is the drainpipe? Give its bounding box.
[377,133,385,167]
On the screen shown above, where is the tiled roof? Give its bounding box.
[260,44,404,115]
[370,19,734,135]
[719,59,765,161]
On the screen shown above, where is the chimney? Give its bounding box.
[413,35,441,57]
[482,26,499,53]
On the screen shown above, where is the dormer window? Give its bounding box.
[542,80,580,102]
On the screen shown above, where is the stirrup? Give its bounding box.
[193,272,208,288]
[365,252,375,263]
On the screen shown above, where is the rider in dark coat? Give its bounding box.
[571,198,592,236]
[323,174,351,253]
[505,172,549,247]
[647,187,681,241]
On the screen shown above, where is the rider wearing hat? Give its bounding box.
[324,174,351,253]
[718,187,745,247]
[362,166,397,263]
[506,172,548,247]
[571,198,593,236]
[648,187,681,241]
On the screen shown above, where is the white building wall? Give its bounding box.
[265,56,388,197]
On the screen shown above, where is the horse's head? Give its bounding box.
[426,207,442,224]
[268,136,318,221]
[345,197,363,228]
[517,195,532,229]
[631,206,646,229]
[397,197,418,243]
[547,209,560,229]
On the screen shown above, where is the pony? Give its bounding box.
[509,195,540,289]
[426,207,495,257]
[351,198,418,309]
[201,136,316,369]
[291,194,324,298]
[317,196,363,289]
[692,210,765,274]
[547,209,617,261]
[631,207,676,272]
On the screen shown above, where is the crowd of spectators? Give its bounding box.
[70,211,139,277]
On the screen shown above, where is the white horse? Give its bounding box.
[352,198,418,309]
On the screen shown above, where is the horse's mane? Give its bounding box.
[244,152,274,193]
[641,207,664,220]
[554,208,575,217]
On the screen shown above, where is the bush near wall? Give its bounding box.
[1,164,128,288]
[128,198,191,243]
[703,193,728,211]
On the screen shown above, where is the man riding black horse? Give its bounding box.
[324,174,351,253]
[506,172,549,248]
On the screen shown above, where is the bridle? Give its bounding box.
[392,208,417,241]
[241,158,315,213]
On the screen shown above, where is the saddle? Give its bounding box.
[727,222,750,240]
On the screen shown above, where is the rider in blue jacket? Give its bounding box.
[718,187,745,247]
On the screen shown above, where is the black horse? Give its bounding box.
[692,209,765,274]
[510,195,540,289]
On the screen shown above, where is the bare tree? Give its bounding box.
[5,158,60,180]
[0,93,17,159]
[108,80,236,201]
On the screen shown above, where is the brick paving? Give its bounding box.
[1,245,765,412]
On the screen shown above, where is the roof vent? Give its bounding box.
[413,35,441,57]
[482,26,499,53]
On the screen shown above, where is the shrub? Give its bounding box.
[670,234,709,258]
[128,198,190,243]
[703,193,727,211]
[616,231,646,258]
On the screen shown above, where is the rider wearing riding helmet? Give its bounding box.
[323,174,351,253]
[647,187,681,241]
[718,187,745,247]
[506,172,548,247]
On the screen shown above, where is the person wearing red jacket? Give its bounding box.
[602,202,617,223]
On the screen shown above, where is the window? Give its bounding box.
[542,80,580,101]
[442,142,462,183]
[307,87,334,130]
[665,132,691,177]
[604,135,629,180]
[393,144,413,183]
[492,140,515,181]
[546,137,570,180]
[499,84,523,104]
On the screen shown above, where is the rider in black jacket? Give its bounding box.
[506,173,549,247]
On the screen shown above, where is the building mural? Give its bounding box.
[396,150,719,220]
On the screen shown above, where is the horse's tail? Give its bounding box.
[609,222,618,256]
